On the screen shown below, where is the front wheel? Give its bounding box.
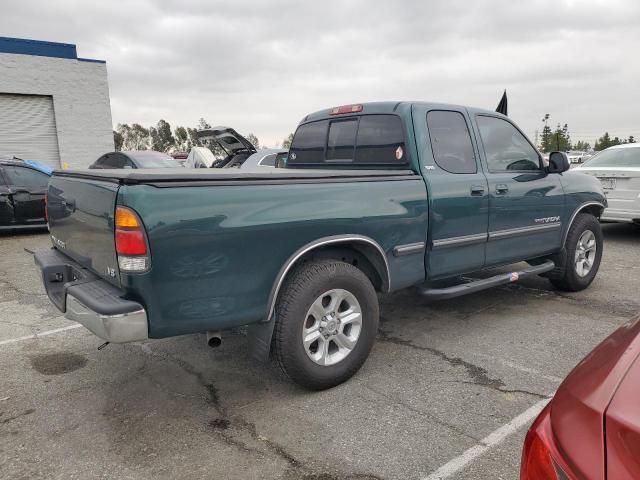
[272,259,379,390]
[551,213,603,291]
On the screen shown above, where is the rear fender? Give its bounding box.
[247,234,390,362]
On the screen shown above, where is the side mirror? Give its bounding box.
[547,151,570,173]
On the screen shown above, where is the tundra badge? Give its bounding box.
[534,216,560,224]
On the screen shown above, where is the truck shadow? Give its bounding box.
[601,222,639,243]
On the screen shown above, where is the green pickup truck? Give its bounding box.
[35,101,606,390]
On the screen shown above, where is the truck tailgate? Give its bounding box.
[47,175,121,287]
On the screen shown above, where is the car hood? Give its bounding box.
[550,316,640,479]
[196,127,257,155]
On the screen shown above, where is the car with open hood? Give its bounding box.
[194,126,257,168]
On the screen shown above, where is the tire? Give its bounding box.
[272,259,379,390]
[551,213,603,291]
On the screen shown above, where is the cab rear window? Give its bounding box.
[289,115,407,167]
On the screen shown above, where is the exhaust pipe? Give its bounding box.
[206,331,222,348]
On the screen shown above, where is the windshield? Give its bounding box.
[583,148,640,168]
[135,155,179,168]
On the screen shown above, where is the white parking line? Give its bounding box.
[0,324,83,346]
[422,397,552,480]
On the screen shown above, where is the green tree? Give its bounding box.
[543,122,572,152]
[629,135,635,144]
[197,118,211,130]
[149,119,175,152]
[187,127,201,148]
[245,133,259,149]
[117,123,150,150]
[282,133,294,149]
[573,140,591,151]
[113,129,124,151]
[594,132,613,151]
[540,114,553,153]
[174,126,190,151]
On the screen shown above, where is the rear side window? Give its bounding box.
[259,154,277,167]
[3,166,49,188]
[426,111,477,174]
[355,116,406,164]
[289,115,407,166]
[94,154,133,169]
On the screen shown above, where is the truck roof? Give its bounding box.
[300,101,502,123]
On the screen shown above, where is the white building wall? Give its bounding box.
[0,53,113,169]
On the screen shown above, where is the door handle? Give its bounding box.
[470,185,485,196]
[495,184,509,194]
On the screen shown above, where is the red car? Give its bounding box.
[520,315,640,479]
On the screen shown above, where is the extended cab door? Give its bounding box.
[473,114,564,265]
[2,165,49,224]
[414,106,489,279]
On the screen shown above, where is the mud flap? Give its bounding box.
[247,318,277,362]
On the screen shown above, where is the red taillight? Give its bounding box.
[329,104,363,115]
[115,229,147,255]
[520,404,574,480]
[114,206,148,259]
[521,429,557,479]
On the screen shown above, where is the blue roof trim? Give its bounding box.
[0,36,105,63]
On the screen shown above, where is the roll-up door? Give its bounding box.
[0,93,61,168]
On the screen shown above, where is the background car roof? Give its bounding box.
[119,150,173,161]
[605,143,640,150]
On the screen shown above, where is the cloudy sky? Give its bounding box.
[2,0,639,147]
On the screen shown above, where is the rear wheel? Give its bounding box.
[272,259,379,390]
[551,213,603,291]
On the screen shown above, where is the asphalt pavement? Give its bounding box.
[1,223,638,480]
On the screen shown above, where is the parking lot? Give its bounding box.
[0,224,637,480]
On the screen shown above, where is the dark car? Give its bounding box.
[0,158,51,231]
[89,151,180,169]
[520,314,640,479]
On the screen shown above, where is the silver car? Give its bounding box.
[576,144,640,223]
[240,149,288,169]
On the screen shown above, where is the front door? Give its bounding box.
[414,107,489,279]
[473,115,565,265]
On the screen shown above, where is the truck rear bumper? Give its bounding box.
[34,248,149,343]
